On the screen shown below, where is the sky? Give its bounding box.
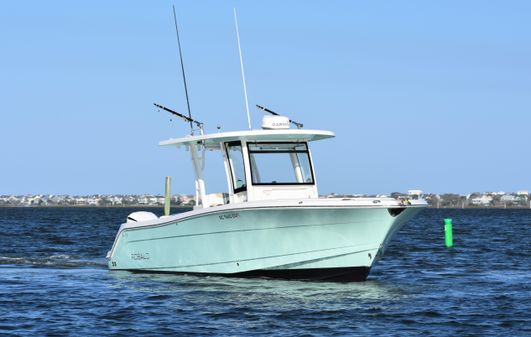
[0,1,530,196]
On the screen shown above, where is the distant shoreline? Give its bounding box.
[0,205,529,209]
[0,205,193,209]
[2,192,529,208]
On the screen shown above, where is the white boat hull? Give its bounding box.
[107,199,425,281]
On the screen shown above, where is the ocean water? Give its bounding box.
[0,207,529,336]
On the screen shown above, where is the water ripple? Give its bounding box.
[0,207,529,336]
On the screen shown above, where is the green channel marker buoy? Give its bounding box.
[444,218,453,248]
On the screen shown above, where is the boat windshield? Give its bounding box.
[248,142,314,185]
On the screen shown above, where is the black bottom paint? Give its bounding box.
[233,266,371,282]
[124,266,371,283]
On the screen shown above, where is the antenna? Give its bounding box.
[172,5,194,134]
[233,8,252,130]
[256,104,304,129]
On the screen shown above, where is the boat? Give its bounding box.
[106,9,426,281]
[106,113,426,281]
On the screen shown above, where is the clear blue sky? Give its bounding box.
[1,1,530,196]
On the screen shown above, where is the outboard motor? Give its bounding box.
[126,211,158,223]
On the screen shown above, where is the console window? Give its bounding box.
[248,142,314,185]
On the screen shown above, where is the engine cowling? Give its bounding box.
[126,211,158,223]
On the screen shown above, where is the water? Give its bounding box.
[0,207,529,336]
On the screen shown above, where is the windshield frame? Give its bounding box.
[225,141,248,194]
[247,141,315,186]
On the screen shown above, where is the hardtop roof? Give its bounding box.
[159,129,335,147]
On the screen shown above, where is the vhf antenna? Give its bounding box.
[234,8,252,130]
[154,103,204,133]
[256,104,304,129]
[172,5,194,134]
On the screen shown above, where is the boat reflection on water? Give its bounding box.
[107,269,412,304]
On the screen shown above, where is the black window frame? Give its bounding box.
[225,141,247,194]
[247,141,315,186]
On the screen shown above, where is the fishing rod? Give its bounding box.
[256,104,304,129]
[154,103,203,131]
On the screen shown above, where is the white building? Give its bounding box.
[501,194,517,203]
[470,195,493,206]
